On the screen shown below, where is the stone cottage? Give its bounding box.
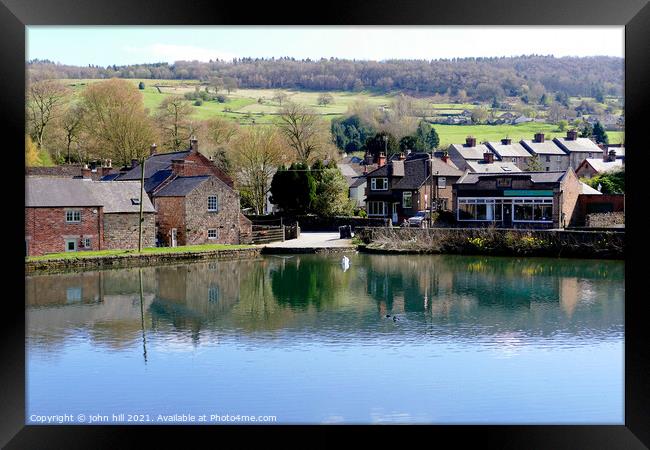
[115,138,252,246]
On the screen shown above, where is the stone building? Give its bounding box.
[485,138,533,170]
[25,176,155,256]
[447,136,494,172]
[116,138,251,246]
[553,130,603,170]
[520,133,570,172]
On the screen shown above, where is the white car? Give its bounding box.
[407,210,431,228]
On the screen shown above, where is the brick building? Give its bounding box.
[116,138,251,246]
[25,177,155,256]
[452,168,583,229]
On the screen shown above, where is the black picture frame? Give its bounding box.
[2,0,648,447]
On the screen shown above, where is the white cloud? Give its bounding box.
[124,44,236,62]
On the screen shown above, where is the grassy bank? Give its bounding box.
[27,244,255,262]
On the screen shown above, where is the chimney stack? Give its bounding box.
[501,138,512,145]
[534,133,545,143]
[378,152,386,168]
[608,149,617,162]
[364,151,374,166]
[483,152,494,164]
[566,129,578,141]
[171,159,186,176]
[150,143,158,156]
[190,137,199,153]
[131,158,139,169]
[466,136,477,147]
[81,164,92,179]
[441,152,450,164]
[398,152,406,161]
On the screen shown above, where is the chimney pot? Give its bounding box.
[501,138,512,145]
[378,152,386,167]
[81,165,91,179]
[534,133,545,143]
[566,129,578,141]
[190,137,198,152]
[466,136,477,147]
[398,152,406,161]
[441,152,449,163]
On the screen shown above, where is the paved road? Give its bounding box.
[264,232,354,248]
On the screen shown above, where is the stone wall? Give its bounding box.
[356,226,624,259]
[586,212,625,228]
[103,212,156,250]
[184,177,242,245]
[245,214,391,231]
[25,207,103,256]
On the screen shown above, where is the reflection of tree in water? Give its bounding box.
[270,256,348,311]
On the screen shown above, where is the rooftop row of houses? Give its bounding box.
[339,132,624,230]
[25,139,253,256]
[447,130,624,174]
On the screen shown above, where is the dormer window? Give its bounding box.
[371,178,388,191]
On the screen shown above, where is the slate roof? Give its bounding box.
[448,143,491,160]
[465,160,522,173]
[456,171,567,185]
[154,175,211,197]
[117,150,191,181]
[520,140,567,155]
[25,176,155,213]
[580,182,603,195]
[553,137,601,153]
[144,169,173,193]
[350,176,367,188]
[392,158,464,190]
[486,141,532,158]
[581,158,624,174]
[87,180,156,213]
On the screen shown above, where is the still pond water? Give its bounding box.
[26,254,624,424]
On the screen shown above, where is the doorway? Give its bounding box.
[65,239,77,252]
[503,204,513,228]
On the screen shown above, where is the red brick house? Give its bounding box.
[117,138,251,246]
[25,177,156,256]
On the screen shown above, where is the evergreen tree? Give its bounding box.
[363,132,399,158]
[269,162,316,214]
[592,121,609,144]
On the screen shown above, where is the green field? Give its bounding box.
[433,123,624,147]
[58,79,624,145]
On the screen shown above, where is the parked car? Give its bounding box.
[407,210,432,228]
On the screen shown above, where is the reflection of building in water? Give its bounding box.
[559,277,580,318]
[26,271,103,307]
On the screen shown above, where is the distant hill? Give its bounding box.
[28,55,623,102]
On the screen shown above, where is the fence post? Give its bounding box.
[282,225,286,242]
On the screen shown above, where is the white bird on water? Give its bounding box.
[341,256,350,272]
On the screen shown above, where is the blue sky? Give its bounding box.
[27,26,624,66]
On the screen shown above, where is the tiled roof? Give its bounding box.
[520,140,567,155]
[448,143,491,160]
[554,137,601,153]
[25,176,155,213]
[117,150,191,181]
[486,141,532,158]
[465,160,522,173]
[456,171,567,185]
[154,175,211,197]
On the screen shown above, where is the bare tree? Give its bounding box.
[277,102,332,163]
[317,93,334,106]
[80,78,155,166]
[60,103,85,164]
[272,90,288,106]
[229,126,288,215]
[156,95,196,151]
[26,79,70,151]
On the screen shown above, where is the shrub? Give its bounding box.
[194,98,203,106]
[138,81,145,90]
[216,94,227,103]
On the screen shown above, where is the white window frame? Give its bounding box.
[457,197,553,223]
[65,210,81,223]
[83,237,91,248]
[367,201,387,216]
[556,155,562,162]
[438,177,446,188]
[370,177,388,191]
[208,195,218,212]
[208,228,218,239]
[402,191,413,209]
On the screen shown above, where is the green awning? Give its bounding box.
[503,190,554,197]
